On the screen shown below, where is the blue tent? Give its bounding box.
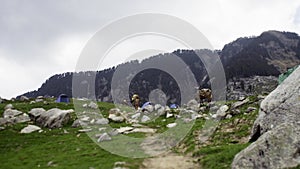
[56,94,70,103]
[141,102,152,109]
[170,104,178,109]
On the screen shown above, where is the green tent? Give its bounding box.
[278,65,299,84]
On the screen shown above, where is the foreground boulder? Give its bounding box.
[36,108,74,128]
[232,122,300,169]
[250,66,300,141]
[232,66,300,168]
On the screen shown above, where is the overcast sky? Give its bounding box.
[1,0,300,99]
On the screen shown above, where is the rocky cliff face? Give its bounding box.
[232,66,300,169]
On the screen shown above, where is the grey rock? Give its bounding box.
[117,126,134,133]
[28,108,46,121]
[246,107,257,113]
[72,119,88,128]
[94,118,109,125]
[0,117,14,126]
[97,132,112,142]
[127,128,156,134]
[20,96,29,101]
[250,66,300,141]
[109,108,121,115]
[37,96,44,99]
[29,101,36,104]
[225,114,232,119]
[141,115,151,123]
[14,113,31,123]
[3,109,23,118]
[231,98,250,109]
[108,114,125,123]
[36,108,73,128]
[4,104,13,110]
[232,122,300,169]
[143,105,154,113]
[154,104,162,111]
[157,107,165,116]
[20,125,41,133]
[88,102,98,109]
[166,123,177,128]
[35,99,43,103]
[131,113,141,119]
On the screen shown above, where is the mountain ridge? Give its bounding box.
[19,30,300,103]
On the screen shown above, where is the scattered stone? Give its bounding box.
[166,113,173,118]
[3,109,23,118]
[108,114,125,123]
[141,115,151,123]
[82,103,88,108]
[37,96,44,99]
[231,98,250,109]
[225,114,233,119]
[231,109,241,115]
[128,128,156,134]
[4,104,13,110]
[72,119,87,128]
[35,99,43,103]
[97,133,112,142]
[20,125,41,133]
[246,107,257,113]
[143,105,154,113]
[117,126,134,133]
[20,96,29,101]
[154,104,162,111]
[94,118,109,125]
[210,105,219,111]
[88,102,98,109]
[131,113,141,119]
[29,101,36,104]
[109,108,121,115]
[78,128,92,133]
[167,123,177,128]
[36,108,73,128]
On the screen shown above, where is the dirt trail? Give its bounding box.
[141,153,200,169]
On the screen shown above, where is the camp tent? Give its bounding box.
[56,94,70,103]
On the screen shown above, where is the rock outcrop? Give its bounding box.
[36,108,74,128]
[232,66,300,168]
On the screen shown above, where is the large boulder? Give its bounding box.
[3,109,23,118]
[28,108,46,122]
[250,66,300,141]
[232,66,300,168]
[232,122,300,169]
[36,108,74,128]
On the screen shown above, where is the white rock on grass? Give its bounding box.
[20,125,41,133]
[94,118,109,125]
[4,104,13,110]
[88,102,98,109]
[108,114,125,123]
[3,109,23,118]
[117,127,134,133]
[167,123,177,128]
[141,115,151,123]
[97,133,112,142]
